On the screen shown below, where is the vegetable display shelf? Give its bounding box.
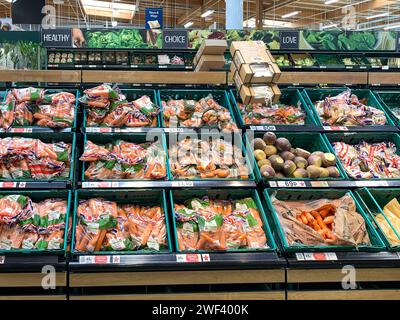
[229,88,320,132]
[302,88,398,132]
[0,132,76,189]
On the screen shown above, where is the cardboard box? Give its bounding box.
[233,70,281,105]
[237,62,281,84]
[195,54,225,72]
[230,41,275,68]
[196,39,228,61]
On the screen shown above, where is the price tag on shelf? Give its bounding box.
[0,182,17,188]
[18,182,27,188]
[303,252,337,261]
[345,66,353,69]
[249,125,276,131]
[360,66,367,69]
[277,181,306,188]
[79,255,121,264]
[323,126,349,131]
[382,65,389,70]
[75,65,83,68]
[295,253,305,261]
[171,181,194,187]
[319,66,327,69]
[9,128,32,133]
[268,181,277,187]
[88,65,97,68]
[0,256,4,264]
[164,128,184,133]
[86,127,115,133]
[82,182,113,188]
[176,254,202,263]
[159,65,168,69]
[310,181,329,188]
[130,65,138,68]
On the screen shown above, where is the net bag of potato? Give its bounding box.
[271,192,370,247]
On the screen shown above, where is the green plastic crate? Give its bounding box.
[0,132,76,183]
[81,132,170,182]
[374,91,400,126]
[245,132,346,183]
[168,131,254,181]
[170,188,277,253]
[3,88,79,131]
[71,189,172,255]
[324,132,400,180]
[0,190,71,255]
[229,88,319,129]
[82,88,162,129]
[355,188,400,252]
[158,89,238,130]
[302,88,395,128]
[263,188,385,253]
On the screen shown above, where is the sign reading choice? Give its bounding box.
[162,30,188,49]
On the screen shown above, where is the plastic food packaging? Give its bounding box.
[314,90,387,126]
[332,140,400,179]
[0,137,71,180]
[162,94,238,131]
[74,198,167,252]
[0,88,76,130]
[169,137,249,179]
[238,101,305,125]
[80,140,167,180]
[271,192,371,247]
[175,196,267,251]
[0,195,67,251]
[375,198,400,246]
[80,84,160,128]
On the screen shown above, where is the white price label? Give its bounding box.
[82,182,112,188]
[159,65,168,69]
[171,181,194,187]
[130,65,138,68]
[303,252,337,261]
[319,66,327,69]
[249,125,276,131]
[323,126,349,131]
[268,181,277,187]
[165,128,184,133]
[277,181,306,188]
[79,255,121,264]
[360,66,367,69]
[0,256,4,264]
[345,66,353,69]
[295,253,305,261]
[382,65,389,70]
[86,127,114,133]
[18,182,27,188]
[310,181,329,188]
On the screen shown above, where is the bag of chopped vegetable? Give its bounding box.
[143,142,167,179]
[0,92,15,130]
[271,192,370,247]
[42,91,76,105]
[234,198,267,249]
[35,230,64,250]
[35,140,71,162]
[12,87,44,103]
[75,199,118,252]
[34,199,67,234]
[14,102,33,126]
[0,194,30,224]
[132,95,160,118]
[175,204,199,251]
[0,224,24,249]
[5,158,31,179]
[83,84,120,100]
[104,228,132,251]
[375,198,400,246]
[189,197,224,250]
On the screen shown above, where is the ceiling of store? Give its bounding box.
[0,0,398,30]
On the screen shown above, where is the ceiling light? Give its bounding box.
[324,0,339,4]
[80,0,135,20]
[281,11,300,19]
[384,23,400,30]
[366,12,389,19]
[342,0,370,9]
[201,10,215,18]
[321,23,338,29]
[184,21,194,28]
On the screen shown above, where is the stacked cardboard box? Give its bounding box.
[230,41,281,104]
[194,39,227,72]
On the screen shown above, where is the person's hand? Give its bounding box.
[72,28,86,47]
